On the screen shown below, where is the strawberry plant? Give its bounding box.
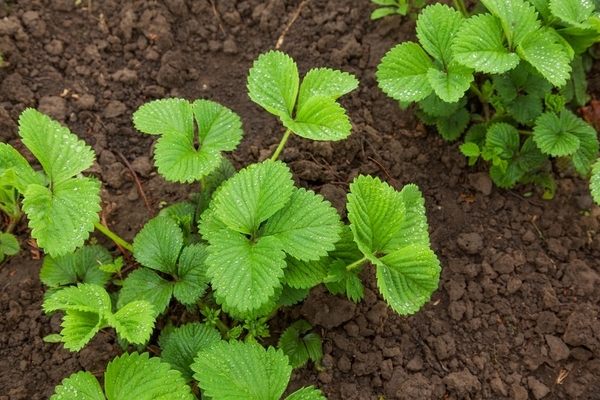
[377,0,600,198]
[370,0,426,20]
[3,50,441,398]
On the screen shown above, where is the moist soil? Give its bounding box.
[1,0,600,399]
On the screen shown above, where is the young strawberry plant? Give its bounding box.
[377,0,600,197]
[3,49,442,398]
[370,0,426,20]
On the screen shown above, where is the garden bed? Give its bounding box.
[0,0,599,398]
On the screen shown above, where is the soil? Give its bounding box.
[0,0,599,399]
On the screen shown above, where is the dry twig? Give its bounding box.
[116,151,154,218]
[275,0,312,49]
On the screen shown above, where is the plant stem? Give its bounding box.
[452,0,469,18]
[270,129,292,162]
[346,256,368,271]
[518,129,533,136]
[93,221,133,252]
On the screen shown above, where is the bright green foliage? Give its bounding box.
[2,109,102,257]
[370,0,426,20]
[158,322,221,382]
[200,160,341,318]
[192,341,325,399]
[51,352,194,400]
[43,283,155,351]
[278,320,323,369]
[590,158,600,205]
[40,245,112,289]
[248,51,358,141]
[347,177,440,314]
[133,98,243,183]
[0,232,19,263]
[324,226,365,302]
[120,217,209,316]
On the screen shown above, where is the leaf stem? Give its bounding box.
[93,221,133,252]
[270,129,292,162]
[452,0,469,18]
[346,256,368,271]
[518,129,533,136]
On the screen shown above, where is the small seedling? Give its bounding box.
[370,0,426,20]
[278,319,323,369]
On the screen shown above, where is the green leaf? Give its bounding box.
[550,0,595,27]
[452,13,520,74]
[147,99,243,183]
[460,142,481,157]
[590,158,600,205]
[283,255,329,289]
[0,143,41,192]
[376,42,434,102]
[263,188,341,261]
[117,268,173,317]
[132,98,193,136]
[0,232,19,256]
[481,0,540,46]
[418,93,465,117]
[348,176,406,259]
[345,273,365,302]
[436,107,470,140]
[22,178,101,257]
[278,320,312,368]
[192,341,292,399]
[427,63,474,103]
[376,244,441,315]
[173,243,209,306]
[571,118,599,175]
[486,123,520,159]
[51,371,104,400]
[207,230,286,314]
[297,68,359,109]
[104,352,194,400]
[60,309,104,351]
[517,29,572,87]
[109,301,156,345]
[40,245,112,288]
[19,108,95,183]
[159,322,222,382]
[371,7,398,19]
[533,111,580,156]
[508,94,544,124]
[198,200,229,242]
[529,0,552,21]
[285,387,326,400]
[248,50,299,118]
[133,216,184,274]
[276,285,310,307]
[213,160,294,235]
[416,3,464,65]
[43,283,111,314]
[281,96,353,141]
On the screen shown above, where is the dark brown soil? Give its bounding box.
[1,0,600,399]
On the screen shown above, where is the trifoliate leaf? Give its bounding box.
[381,184,432,253]
[159,322,222,382]
[109,301,156,345]
[43,283,112,315]
[285,387,326,400]
[133,216,184,274]
[263,188,341,261]
[517,29,572,87]
[60,309,104,351]
[518,137,548,173]
[248,50,299,118]
[283,256,329,289]
[590,159,600,205]
[416,3,464,65]
[192,341,292,399]
[418,93,465,118]
[206,230,286,314]
[376,42,434,102]
[51,371,104,400]
[452,14,520,74]
[533,110,586,156]
[40,245,112,288]
[132,98,193,136]
[436,107,470,141]
[550,0,595,28]
[276,285,310,307]
[297,68,359,110]
[213,160,294,235]
[22,178,101,257]
[0,233,19,256]
[116,268,173,317]
[173,243,209,306]
[489,137,547,188]
[376,244,441,315]
[427,62,474,103]
[486,123,520,159]
[148,100,243,183]
[104,352,194,400]
[0,143,41,192]
[19,108,95,183]
[278,320,312,368]
[347,175,406,258]
[281,96,353,141]
[480,0,540,46]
